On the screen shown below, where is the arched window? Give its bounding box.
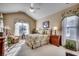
[0,13,3,32]
[62,16,79,40]
[14,22,29,36]
[62,16,79,51]
[0,19,3,32]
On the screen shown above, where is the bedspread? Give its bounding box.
[25,34,50,49]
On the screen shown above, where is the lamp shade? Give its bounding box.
[4,26,10,30]
[53,26,58,30]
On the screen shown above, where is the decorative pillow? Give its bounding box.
[37,28,51,35]
[44,29,51,35]
[38,29,43,34]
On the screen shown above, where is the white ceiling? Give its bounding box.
[0,3,77,20]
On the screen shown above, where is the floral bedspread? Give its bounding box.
[25,34,50,49]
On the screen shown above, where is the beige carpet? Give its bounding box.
[16,43,66,56]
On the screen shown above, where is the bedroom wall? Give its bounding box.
[3,12,36,34]
[36,4,79,35]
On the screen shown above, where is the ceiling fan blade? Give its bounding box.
[29,3,40,12]
[36,8,40,9]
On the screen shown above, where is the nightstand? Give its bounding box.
[50,35,61,47]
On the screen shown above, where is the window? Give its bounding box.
[0,19,3,32]
[14,22,29,36]
[62,16,79,41]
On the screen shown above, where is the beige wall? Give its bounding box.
[36,4,79,35]
[3,12,36,34]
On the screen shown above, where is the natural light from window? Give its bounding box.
[14,22,29,36]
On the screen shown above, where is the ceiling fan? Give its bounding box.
[29,3,40,12]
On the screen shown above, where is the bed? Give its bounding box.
[25,29,51,49]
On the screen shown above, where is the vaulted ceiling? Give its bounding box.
[0,3,77,20]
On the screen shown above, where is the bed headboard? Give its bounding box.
[38,28,52,36]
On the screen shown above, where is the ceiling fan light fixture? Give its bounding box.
[29,8,35,12]
[29,7,35,12]
[29,3,35,12]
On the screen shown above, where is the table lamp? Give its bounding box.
[53,26,58,35]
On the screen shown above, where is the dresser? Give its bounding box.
[50,35,61,47]
[0,37,4,56]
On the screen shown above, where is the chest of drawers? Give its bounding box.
[0,37,4,56]
[50,35,61,47]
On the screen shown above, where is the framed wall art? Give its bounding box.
[43,21,49,28]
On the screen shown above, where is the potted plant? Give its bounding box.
[7,36,13,47]
[0,32,3,37]
[65,39,76,51]
[32,28,37,34]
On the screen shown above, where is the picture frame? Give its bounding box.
[43,21,49,28]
